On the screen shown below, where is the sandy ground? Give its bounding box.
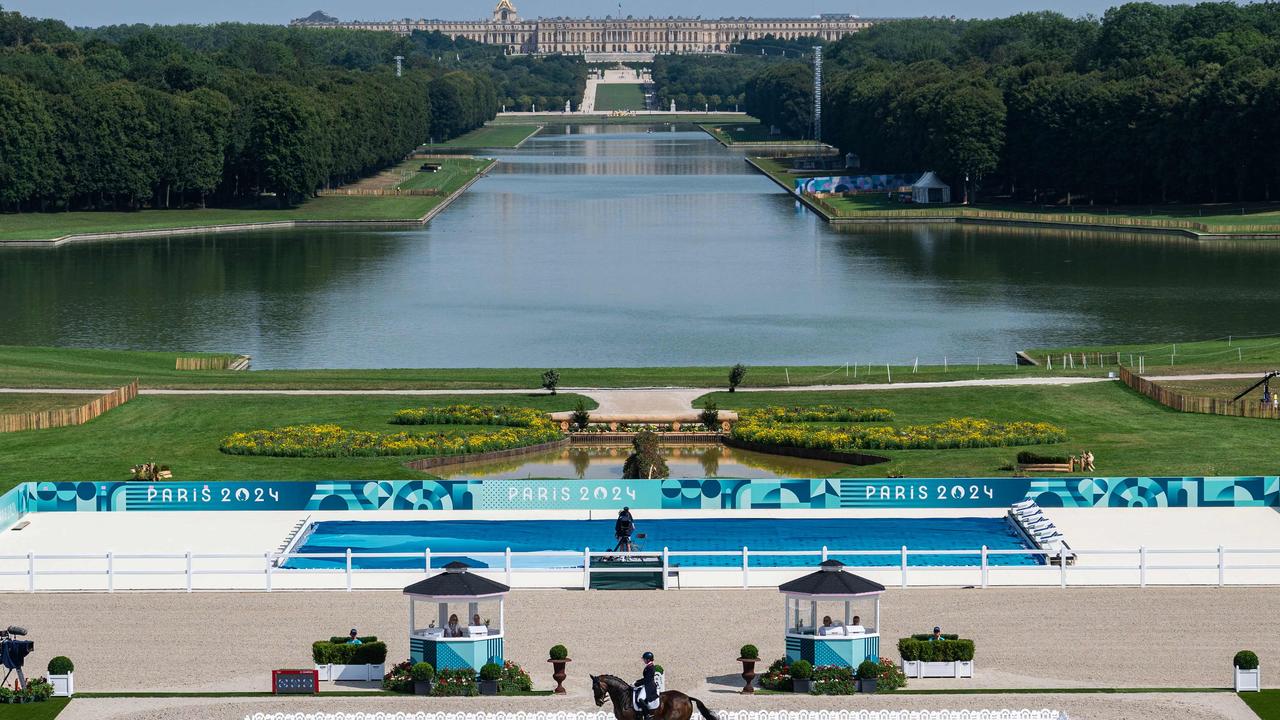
[53,691,1259,720]
[7,587,1279,695]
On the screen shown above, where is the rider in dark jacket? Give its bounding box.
[637,651,658,719]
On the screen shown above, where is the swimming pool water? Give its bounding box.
[284,517,1038,569]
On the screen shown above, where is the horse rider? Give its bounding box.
[636,651,659,720]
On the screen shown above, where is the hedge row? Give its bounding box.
[731,414,1066,452]
[897,638,975,662]
[311,640,388,665]
[220,422,561,458]
[390,405,553,429]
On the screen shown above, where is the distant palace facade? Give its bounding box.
[291,0,874,55]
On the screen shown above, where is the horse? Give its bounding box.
[590,673,717,720]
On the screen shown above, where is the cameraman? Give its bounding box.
[614,507,635,550]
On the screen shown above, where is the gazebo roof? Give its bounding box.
[778,560,886,598]
[912,171,949,189]
[403,561,510,599]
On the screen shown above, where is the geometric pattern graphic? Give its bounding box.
[786,635,880,668]
[411,636,504,671]
[15,477,1280,517]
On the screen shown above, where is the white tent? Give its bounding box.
[911,171,951,204]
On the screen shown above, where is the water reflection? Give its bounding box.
[2,124,1280,367]
[432,443,845,480]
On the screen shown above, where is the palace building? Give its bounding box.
[290,0,874,55]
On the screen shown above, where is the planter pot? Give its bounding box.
[902,660,974,679]
[548,658,571,695]
[737,658,758,694]
[479,679,499,696]
[791,678,813,693]
[1236,667,1261,692]
[858,678,878,694]
[314,663,385,682]
[49,673,74,697]
[414,680,434,696]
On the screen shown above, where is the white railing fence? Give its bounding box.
[1,545,1277,592]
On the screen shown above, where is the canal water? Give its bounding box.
[3,123,1280,368]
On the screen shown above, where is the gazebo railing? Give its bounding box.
[0,543,1273,591]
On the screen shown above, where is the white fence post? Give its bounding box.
[424,547,432,573]
[1139,546,1147,588]
[980,545,988,589]
[106,551,114,594]
[1218,546,1225,587]
[821,545,828,562]
[1059,547,1067,588]
[742,546,749,589]
[27,552,34,593]
[505,547,513,586]
[583,547,590,591]
[900,546,908,588]
[661,547,669,590]
[185,551,193,593]
[265,552,274,592]
[345,548,353,592]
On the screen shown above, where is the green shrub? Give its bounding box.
[328,635,378,644]
[856,660,879,680]
[908,633,959,641]
[653,664,665,674]
[728,363,747,392]
[571,399,590,430]
[0,687,11,701]
[700,401,720,428]
[898,638,973,662]
[20,678,52,701]
[622,428,669,479]
[759,658,791,690]
[549,644,569,660]
[812,665,856,694]
[480,662,503,681]
[498,660,533,693]
[1016,450,1069,464]
[411,662,436,681]
[382,660,414,693]
[541,369,560,395]
[739,644,759,660]
[788,659,812,679]
[312,640,388,665]
[1235,650,1260,670]
[47,656,74,675]
[732,411,1065,452]
[873,658,907,691]
[433,668,479,696]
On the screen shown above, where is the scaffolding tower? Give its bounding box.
[812,46,823,142]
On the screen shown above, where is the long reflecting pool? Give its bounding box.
[4,124,1280,367]
[431,443,847,480]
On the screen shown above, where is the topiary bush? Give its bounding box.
[856,660,879,680]
[622,428,669,479]
[739,644,759,660]
[700,401,720,429]
[550,644,569,660]
[571,400,590,431]
[789,659,812,679]
[47,656,74,675]
[1235,650,1260,670]
[480,662,503,682]
[411,662,436,681]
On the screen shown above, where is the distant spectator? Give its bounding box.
[930,626,944,641]
[346,629,362,645]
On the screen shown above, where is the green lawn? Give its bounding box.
[0,158,491,243]
[0,393,590,493]
[593,83,648,111]
[700,380,1280,478]
[423,125,541,149]
[1028,335,1280,374]
[0,346,1104,390]
[488,113,755,125]
[700,123,817,145]
[0,393,97,413]
[1242,690,1280,719]
[394,157,491,191]
[0,699,70,720]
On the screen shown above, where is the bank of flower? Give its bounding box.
[732,408,1065,451]
[220,405,561,458]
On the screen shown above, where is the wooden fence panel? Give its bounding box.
[1118,366,1280,420]
[0,381,139,433]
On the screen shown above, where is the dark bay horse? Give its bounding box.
[591,674,717,720]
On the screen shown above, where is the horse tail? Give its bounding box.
[689,695,717,720]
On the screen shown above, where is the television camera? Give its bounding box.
[0,626,33,690]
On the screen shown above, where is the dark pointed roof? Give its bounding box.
[403,561,510,598]
[778,560,886,597]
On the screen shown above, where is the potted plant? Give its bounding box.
[1235,650,1261,692]
[312,637,387,682]
[737,644,759,693]
[47,656,74,697]
[411,662,435,695]
[548,644,572,695]
[479,662,503,696]
[789,659,813,694]
[857,660,879,693]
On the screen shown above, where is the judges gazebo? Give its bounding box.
[404,561,507,671]
[780,560,884,668]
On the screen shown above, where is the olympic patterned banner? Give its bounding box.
[19,476,1280,514]
[0,483,27,531]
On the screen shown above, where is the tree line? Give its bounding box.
[743,2,1280,205]
[0,9,585,212]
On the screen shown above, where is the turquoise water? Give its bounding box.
[283,517,1037,569]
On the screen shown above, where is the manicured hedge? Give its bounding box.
[1016,450,1069,464]
[897,638,975,662]
[312,639,388,665]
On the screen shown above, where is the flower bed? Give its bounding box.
[221,405,561,458]
[732,408,1065,452]
[498,660,533,693]
[433,668,479,696]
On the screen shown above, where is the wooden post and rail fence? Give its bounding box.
[1118,366,1280,419]
[0,381,139,433]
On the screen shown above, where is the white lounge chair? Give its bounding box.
[1011,500,1037,511]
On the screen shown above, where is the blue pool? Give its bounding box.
[283,517,1037,569]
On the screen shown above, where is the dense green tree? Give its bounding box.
[0,76,58,210]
